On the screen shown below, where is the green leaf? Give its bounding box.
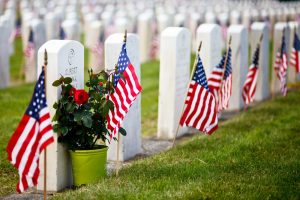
[63,77,72,84]
[119,127,127,136]
[61,127,68,136]
[82,115,92,128]
[53,102,58,109]
[52,80,62,87]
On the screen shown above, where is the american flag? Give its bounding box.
[59,25,66,40]
[208,48,232,111]
[274,33,288,96]
[107,43,142,137]
[242,44,260,105]
[220,47,232,110]
[290,31,300,73]
[179,54,218,134]
[24,29,35,59]
[6,69,54,193]
[149,21,159,59]
[91,33,104,67]
[9,17,22,43]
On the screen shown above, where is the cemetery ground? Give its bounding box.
[0,38,300,199]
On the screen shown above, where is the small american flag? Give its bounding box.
[220,47,232,110]
[179,54,218,134]
[107,43,142,137]
[242,44,260,105]
[208,48,232,111]
[6,69,54,193]
[290,31,300,73]
[59,25,66,40]
[24,29,35,59]
[149,21,159,59]
[9,17,22,43]
[91,33,104,67]
[274,33,288,96]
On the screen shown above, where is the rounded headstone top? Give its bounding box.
[251,22,268,30]
[161,27,190,38]
[228,24,246,33]
[197,23,221,33]
[38,40,83,54]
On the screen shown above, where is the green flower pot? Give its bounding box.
[69,145,108,186]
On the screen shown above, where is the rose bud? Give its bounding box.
[74,90,89,105]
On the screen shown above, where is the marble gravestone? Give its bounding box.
[272,23,290,95]
[251,22,270,101]
[158,27,191,139]
[86,20,105,73]
[105,33,142,161]
[138,12,153,63]
[45,12,60,40]
[62,19,81,41]
[196,23,222,75]
[288,21,300,83]
[227,25,248,111]
[36,40,84,192]
[24,18,47,83]
[0,18,10,88]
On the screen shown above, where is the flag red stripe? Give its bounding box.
[6,115,31,160]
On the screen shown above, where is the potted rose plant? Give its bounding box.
[52,69,126,186]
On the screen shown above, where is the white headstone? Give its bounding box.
[230,10,241,25]
[157,13,172,33]
[158,27,191,139]
[272,23,290,94]
[189,13,201,50]
[227,25,248,111]
[288,21,300,83]
[62,19,81,41]
[114,17,133,33]
[37,40,84,191]
[196,23,222,75]
[205,11,217,23]
[45,12,60,40]
[87,20,105,73]
[105,33,141,161]
[138,12,153,63]
[251,22,270,101]
[174,13,186,27]
[0,19,10,88]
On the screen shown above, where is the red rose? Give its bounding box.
[74,90,89,105]
[69,87,76,96]
[99,82,103,87]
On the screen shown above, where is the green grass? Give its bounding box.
[0,83,35,196]
[50,90,300,200]
[2,37,299,198]
[9,37,24,84]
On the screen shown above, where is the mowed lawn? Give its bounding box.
[50,90,300,200]
[1,38,299,198]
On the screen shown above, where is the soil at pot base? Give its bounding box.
[69,145,108,186]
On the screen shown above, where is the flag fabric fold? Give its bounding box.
[290,31,300,73]
[107,43,142,138]
[242,44,260,105]
[208,47,232,112]
[179,54,218,134]
[6,69,54,193]
[274,33,288,96]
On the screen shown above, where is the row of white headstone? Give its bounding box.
[1,0,300,88]
[34,20,299,191]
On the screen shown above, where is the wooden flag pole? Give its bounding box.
[43,49,48,200]
[171,41,202,148]
[116,29,127,176]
